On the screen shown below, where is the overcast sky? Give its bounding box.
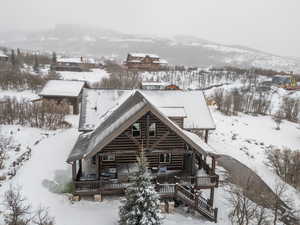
[1,0,299,57]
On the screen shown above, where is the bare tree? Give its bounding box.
[266,148,300,189]
[272,110,284,130]
[2,186,32,225]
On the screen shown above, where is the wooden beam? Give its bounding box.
[72,161,77,181]
[150,131,170,149]
[124,132,140,148]
[204,130,209,143]
[209,187,215,207]
[146,113,150,148]
[212,156,216,174]
[96,155,100,180]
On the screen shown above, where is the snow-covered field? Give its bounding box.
[58,69,109,85]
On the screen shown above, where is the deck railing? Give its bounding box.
[175,175,219,188]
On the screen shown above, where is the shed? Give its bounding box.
[39,80,87,114]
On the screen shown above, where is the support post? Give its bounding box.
[96,155,100,180]
[146,113,150,148]
[72,161,77,181]
[204,130,209,143]
[212,156,216,174]
[209,187,215,207]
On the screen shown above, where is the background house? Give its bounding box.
[125,53,168,70]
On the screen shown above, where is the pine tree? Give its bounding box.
[34,54,39,72]
[52,52,57,64]
[119,150,163,225]
[11,49,16,66]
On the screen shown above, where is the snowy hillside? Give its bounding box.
[1,25,300,72]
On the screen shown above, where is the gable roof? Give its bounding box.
[79,89,215,131]
[67,90,216,163]
[39,80,85,97]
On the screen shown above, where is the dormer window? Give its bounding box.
[149,123,156,137]
[132,122,141,137]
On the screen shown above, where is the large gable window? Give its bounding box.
[159,153,171,163]
[149,123,156,137]
[132,122,141,137]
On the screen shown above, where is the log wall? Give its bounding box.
[100,112,188,170]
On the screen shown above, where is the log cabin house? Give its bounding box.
[39,80,87,114]
[125,53,168,71]
[67,89,219,222]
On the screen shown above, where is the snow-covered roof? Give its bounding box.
[159,107,187,118]
[68,90,216,162]
[79,89,215,131]
[153,59,168,64]
[39,80,85,97]
[129,53,160,58]
[0,50,8,58]
[57,57,96,64]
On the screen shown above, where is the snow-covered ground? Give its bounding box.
[58,69,109,85]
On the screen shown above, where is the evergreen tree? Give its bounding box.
[17,48,21,56]
[34,54,39,72]
[119,151,163,225]
[11,49,16,66]
[52,52,57,64]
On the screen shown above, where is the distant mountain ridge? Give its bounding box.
[1,24,299,72]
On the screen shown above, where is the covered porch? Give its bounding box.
[71,151,219,196]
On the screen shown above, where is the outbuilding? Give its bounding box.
[39,80,87,114]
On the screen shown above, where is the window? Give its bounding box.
[149,123,156,137]
[102,153,115,161]
[159,153,171,163]
[92,156,96,165]
[132,122,141,137]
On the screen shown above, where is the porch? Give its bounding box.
[72,155,219,196]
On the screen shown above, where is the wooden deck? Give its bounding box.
[74,180,218,222]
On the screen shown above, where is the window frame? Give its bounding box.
[159,153,171,163]
[102,153,115,162]
[132,122,141,137]
[148,122,156,137]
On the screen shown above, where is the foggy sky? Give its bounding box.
[1,0,299,57]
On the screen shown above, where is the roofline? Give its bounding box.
[39,94,80,98]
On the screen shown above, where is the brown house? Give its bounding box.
[125,53,168,71]
[39,80,87,114]
[67,89,219,222]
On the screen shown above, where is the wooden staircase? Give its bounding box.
[174,184,218,223]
